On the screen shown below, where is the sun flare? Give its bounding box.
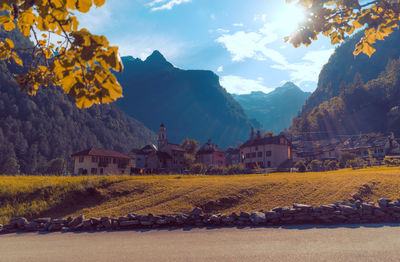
[278,3,306,34]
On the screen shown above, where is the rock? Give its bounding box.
[24,222,40,231]
[272,207,282,212]
[120,220,140,227]
[378,198,392,208]
[83,219,93,229]
[265,211,280,220]
[9,217,28,229]
[140,220,153,226]
[339,205,358,215]
[293,203,313,212]
[33,218,51,224]
[48,222,63,231]
[250,212,266,224]
[90,218,101,226]
[374,208,387,217]
[209,215,220,224]
[69,215,84,229]
[156,219,168,225]
[128,213,137,220]
[101,218,112,230]
[118,216,130,222]
[190,207,203,216]
[240,211,250,218]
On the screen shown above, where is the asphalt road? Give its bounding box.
[1,225,400,262]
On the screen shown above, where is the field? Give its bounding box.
[1,167,400,224]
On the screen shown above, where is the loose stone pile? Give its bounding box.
[2,198,400,233]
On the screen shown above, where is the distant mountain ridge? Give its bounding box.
[232,82,311,134]
[115,50,258,148]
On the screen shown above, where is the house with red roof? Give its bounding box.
[196,140,226,167]
[71,148,132,175]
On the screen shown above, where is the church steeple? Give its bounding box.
[158,123,167,148]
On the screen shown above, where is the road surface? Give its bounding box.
[1,225,400,261]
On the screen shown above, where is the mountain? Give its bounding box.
[232,82,311,134]
[0,29,156,174]
[115,51,256,148]
[290,29,400,140]
[302,29,400,112]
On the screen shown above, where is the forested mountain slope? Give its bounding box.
[0,29,156,174]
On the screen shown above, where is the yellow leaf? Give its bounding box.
[77,0,92,13]
[12,53,23,66]
[93,0,105,7]
[3,21,15,31]
[4,38,14,48]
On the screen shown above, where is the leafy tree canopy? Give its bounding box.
[0,0,123,108]
[286,0,400,57]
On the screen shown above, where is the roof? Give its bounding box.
[197,141,224,155]
[156,151,172,159]
[168,143,185,152]
[241,135,291,148]
[72,148,130,159]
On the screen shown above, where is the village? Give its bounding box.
[71,123,400,175]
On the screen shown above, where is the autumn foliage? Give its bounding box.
[0,0,122,108]
[286,0,400,57]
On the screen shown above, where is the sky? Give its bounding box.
[78,0,336,94]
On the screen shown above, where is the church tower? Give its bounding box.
[158,123,168,149]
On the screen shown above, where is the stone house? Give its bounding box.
[196,140,226,167]
[225,147,241,166]
[240,128,292,170]
[130,124,185,172]
[72,148,132,175]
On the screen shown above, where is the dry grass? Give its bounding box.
[1,167,400,224]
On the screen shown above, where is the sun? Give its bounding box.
[278,3,306,34]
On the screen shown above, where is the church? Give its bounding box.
[130,124,185,173]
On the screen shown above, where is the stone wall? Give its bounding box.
[1,198,399,234]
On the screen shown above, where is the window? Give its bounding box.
[79,157,84,163]
[267,161,271,168]
[78,168,83,174]
[258,162,264,168]
[252,152,256,158]
[257,152,262,157]
[113,158,117,164]
[100,168,104,175]
[266,151,272,157]
[91,168,97,174]
[255,146,258,151]
[92,156,97,163]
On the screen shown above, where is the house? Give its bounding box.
[196,140,226,167]
[129,145,158,169]
[225,147,241,166]
[72,148,132,175]
[130,124,185,173]
[240,128,292,170]
[340,135,387,159]
[157,124,185,172]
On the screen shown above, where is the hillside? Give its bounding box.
[0,29,157,174]
[232,82,311,134]
[114,51,257,148]
[1,167,400,224]
[290,29,400,139]
[302,29,400,112]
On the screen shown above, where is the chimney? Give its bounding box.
[250,127,255,140]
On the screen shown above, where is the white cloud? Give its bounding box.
[220,75,273,94]
[210,14,216,20]
[216,28,230,34]
[233,23,243,27]
[271,49,334,84]
[217,66,223,72]
[216,24,285,63]
[148,0,191,11]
